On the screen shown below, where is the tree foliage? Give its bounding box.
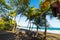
[0,14,14,31]
[0,0,12,10]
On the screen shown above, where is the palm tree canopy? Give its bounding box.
[9,0,30,15]
[51,0,60,18]
[9,10,18,17]
[0,0,13,10]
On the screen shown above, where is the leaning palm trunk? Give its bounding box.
[27,21,30,29]
[35,25,39,37]
[29,21,31,30]
[11,10,18,33]
[43,16,47,40]
[31,24,34,30]
[12,16,19,40]
[44,18,47,40]
[27,20,31,30]
[12,16,16,33]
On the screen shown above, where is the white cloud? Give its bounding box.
[46,15,60,28]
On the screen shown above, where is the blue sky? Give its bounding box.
[16,0,60,28]
[29,0,40,8]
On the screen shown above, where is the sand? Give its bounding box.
[0,29,60,40]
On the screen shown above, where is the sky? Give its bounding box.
[46,15,60,28]
[29,0,40,8]
[16,0,60,28]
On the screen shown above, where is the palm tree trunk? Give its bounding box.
[44,16,47,40]
[28,20,31,30]
[35,25,39,37]
[29,21,31,30]
[27,21,30,29]
[31,24,34,30]
[27,20,31,30]
[44,20,47,40]
[37,25,39,32]
[12,16,16,33]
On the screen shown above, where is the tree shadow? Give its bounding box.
[18,29,43,40]
[0,31,16,40]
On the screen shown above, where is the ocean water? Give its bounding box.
[31,27,60,30]
[17,27,60,34]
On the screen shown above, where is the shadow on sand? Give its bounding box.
[0,29,60,40]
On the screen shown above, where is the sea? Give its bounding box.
[17,26,60,34]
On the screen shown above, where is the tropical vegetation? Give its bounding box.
[0,0,60,40]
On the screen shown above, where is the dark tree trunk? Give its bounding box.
[44,16,47,40]
[27,21,30,28]
[44,19,47,40]
[35,25,39,37]
[29,21,31,30]
[27,20,31,30]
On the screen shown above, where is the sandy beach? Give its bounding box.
[0,29,60,40]
[38,31,60,40]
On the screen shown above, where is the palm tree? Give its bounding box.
[9,10,17,33]
[31,9,41,37]
[7,0,30,40]
[8,0,30,33]
[40,0,60,40]
[40,0,51,40]
[24,7,35,30]
[51,0,60,17]
[32,16,40,37]
[25,8,41,37]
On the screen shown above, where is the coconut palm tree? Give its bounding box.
[40,0,60,40]
[2,0,30,40]
[51,0,60,18]
[31,9,42,37]
[25,8,41,38]
[32,16,40,37]
[24,7,35,30]
[40,0,51,40]
[9,10,18,33]
[8,0,30,33]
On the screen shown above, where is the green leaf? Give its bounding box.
[40,0,43,4]
[4,4,13,10]
[0,0,13,10]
